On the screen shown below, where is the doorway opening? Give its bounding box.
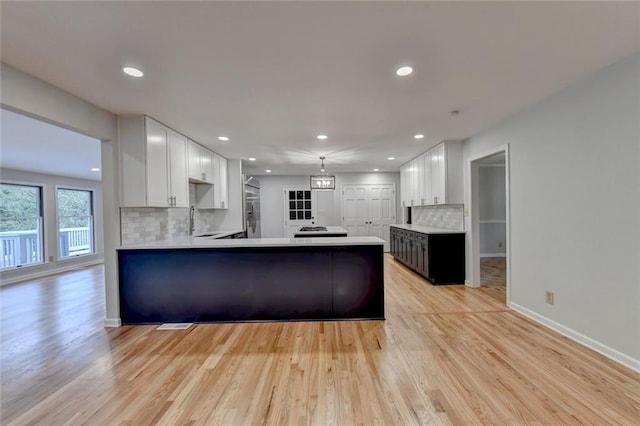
[469,146,510,305]
[0,107,103,281]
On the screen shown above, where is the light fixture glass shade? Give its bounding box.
[310,175,335,190]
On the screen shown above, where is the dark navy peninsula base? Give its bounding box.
[118,245,384,324]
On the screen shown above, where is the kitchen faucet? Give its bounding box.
[189,205,195,236]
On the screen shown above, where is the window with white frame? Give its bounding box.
[0,183,44,269]
[57,188,94,258]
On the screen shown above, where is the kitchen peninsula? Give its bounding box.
[118,236,384,324]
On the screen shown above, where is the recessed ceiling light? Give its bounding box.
[395,66,413,77]
[248,157,256,161]
[317,134,328,140]
[265,169,272,173]
[373,168,379,172]
[91,167,100,172]
[414,134,424,139]
[122,67,143,77]
[387,157,395,160]
[218,136,229,141]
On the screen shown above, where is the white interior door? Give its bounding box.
[283,186,317,237]
[342,184,396,251]
[342,186,369,236]
[368,184,395,244]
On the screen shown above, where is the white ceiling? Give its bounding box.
[0,109,102,181]
[1,1,638,176]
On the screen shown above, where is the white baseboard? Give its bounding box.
[465,279,480,288]
[509,302,640,373]
[480,253,507,258]
[104,318,122,327]
[0,257,104,286]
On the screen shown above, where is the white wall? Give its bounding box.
[258,172,401,237]
[1,63,121,325]
[0,169,104,285]
[463,53,640,368]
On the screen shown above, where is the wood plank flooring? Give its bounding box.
[2,255,639,425]
[480,257,507,304]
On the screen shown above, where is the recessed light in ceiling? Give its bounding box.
[373,168,379,172]
[414,134,424,139]
[395,66,413,77]
[218,136,229,141]
[91,167,100,172]
[122,67,143,77]
[317,134,328,140]
[265,169,272,173]
[248,157,256,161]
[387,157,395,160]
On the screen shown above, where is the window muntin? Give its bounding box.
[57,188,94,258]
[0,183,44,269]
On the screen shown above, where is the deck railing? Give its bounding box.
[0,227,92,269]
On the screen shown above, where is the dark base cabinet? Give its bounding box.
[118,245,384,324]
[390,226,465,284]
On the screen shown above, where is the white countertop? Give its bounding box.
[391,224,466,234]
[118,235,384,250]
[293,226,348,236]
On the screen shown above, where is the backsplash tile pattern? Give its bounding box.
[412,204,464,230]
[120,208,169,245]
[120,184,216,245]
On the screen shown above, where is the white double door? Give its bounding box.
[342,184,395,250]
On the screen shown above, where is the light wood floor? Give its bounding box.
[480,257,507,304]
[2,256,639,425]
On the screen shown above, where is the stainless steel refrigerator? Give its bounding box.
[243,176,261,238]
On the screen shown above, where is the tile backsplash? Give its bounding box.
[412,204,464,231]
[120,184,216,245]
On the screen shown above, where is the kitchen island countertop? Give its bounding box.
[118,235,384,250]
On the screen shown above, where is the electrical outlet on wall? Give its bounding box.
[545,291,554,305]
[498,241,503,248]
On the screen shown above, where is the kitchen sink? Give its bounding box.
[194,233,223,238]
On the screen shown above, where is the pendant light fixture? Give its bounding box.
[310,156,335,190]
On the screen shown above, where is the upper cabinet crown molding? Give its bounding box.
[400,140,463,207]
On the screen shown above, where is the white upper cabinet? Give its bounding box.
[167,130,189,207]
[212,153,228,209]
[144,117,169,207]
[400,163,410,207]
[188,139,214,184]
[120,116,189,207]
[400,140,463,207]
